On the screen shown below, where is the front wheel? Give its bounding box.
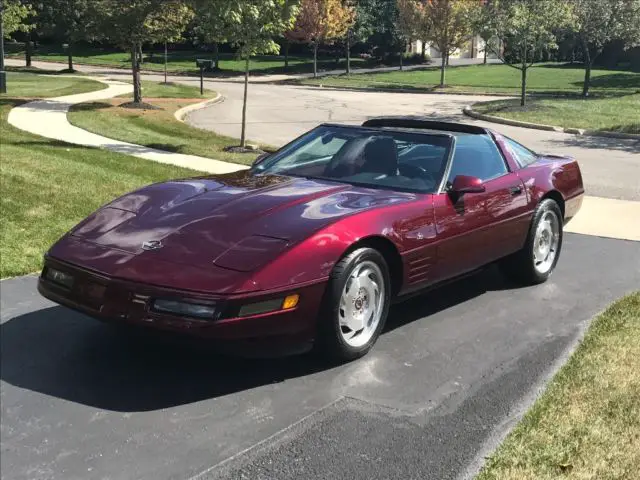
[500,198,563,285]
[315,247,391,362]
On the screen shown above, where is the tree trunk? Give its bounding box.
[440,54,446,86]
[164,41,168,84]
[138,44,143,64]
[313,42,318,78]
[346,36,351,75]
[131,43,142,104]
[67,41,73,71]
[240,56,249,148]
[520,45,527,106]
[520,67,527,107]
[421,41,426,63]
[400,48,404,71]
[483,47,487,64]
[26,37,32,67]
[213,42,219,70]
[582,42,592,97]
[284,39,289,70]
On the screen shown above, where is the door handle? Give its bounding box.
[509,185,523,195]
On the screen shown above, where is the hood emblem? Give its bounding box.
[141,240,163,251]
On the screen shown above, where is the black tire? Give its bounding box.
[314,247,391,362]
[499,198,563,285]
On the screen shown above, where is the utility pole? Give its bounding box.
[0,3,6,94]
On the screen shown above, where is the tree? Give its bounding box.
[93,0,193,104]
[147,2,194,83]
[2,0,35,70]
[209,0,299,148]
[286,0,353,78]
[396,0,422,70]
[491,0,573,106]
[351,0,403,63]
[34,0,93,71]
[2,0,34,38]
[571,0,640,97]
[191,1,228,70]
[424,0,480,87]
[472,0,497,64]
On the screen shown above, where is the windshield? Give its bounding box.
[253,125,454,193]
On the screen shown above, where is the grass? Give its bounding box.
[5,43,376,76]
[477,291,640,480]
[472,95,640,134]
[115,80,218,99]
[300,63,640,96]
[68,86,266,165]
[0,71,106,97]
[0,95,204,279]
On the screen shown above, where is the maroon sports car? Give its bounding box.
[38,118,584,361]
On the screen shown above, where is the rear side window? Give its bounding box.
[447,134,508,183]
[504,137,538,168]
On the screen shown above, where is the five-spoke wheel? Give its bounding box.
[316,247,391,361]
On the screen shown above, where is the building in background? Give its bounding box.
[407,35,500,60]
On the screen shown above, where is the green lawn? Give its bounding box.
[0,95,203,279]
[68,79,265,166]
[477,292,640,480]
[5,43,376,76]
[116,80,218,99]
[1,70,106,97]
[301,63,640,96]
[472,95,640,134]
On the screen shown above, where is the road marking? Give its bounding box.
[565,196,640,242]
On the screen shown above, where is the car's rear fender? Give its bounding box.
[517,155,584,223]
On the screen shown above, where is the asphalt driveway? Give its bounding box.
[2,234,639,480]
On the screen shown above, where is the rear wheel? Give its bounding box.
[315,247,391,362]
[500,198,563,285]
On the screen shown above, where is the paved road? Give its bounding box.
[184,80,640,202]
[2,235,639,480]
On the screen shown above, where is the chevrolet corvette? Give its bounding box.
[38,118,584,361]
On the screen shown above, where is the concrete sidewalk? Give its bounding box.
[6,75,247,174]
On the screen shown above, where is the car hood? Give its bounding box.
[65,170,416,272]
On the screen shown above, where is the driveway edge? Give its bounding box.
[174,93,223,122]
[463,105,640,140]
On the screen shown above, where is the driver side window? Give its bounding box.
[447,135,508,183]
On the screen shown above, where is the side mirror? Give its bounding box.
[450,175,486,194]
[252,152,270,167]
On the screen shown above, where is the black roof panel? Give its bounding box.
[362,116,489,135]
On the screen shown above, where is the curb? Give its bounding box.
[290,82,511,97]
[174,93,223,122]
[463,105,640,140]
[291,82,609,99]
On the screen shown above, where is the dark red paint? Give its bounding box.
[38,124,584,354]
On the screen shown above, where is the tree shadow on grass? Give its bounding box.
[146,143,185,153]
[68,101,112,112]
[571,73,640,92]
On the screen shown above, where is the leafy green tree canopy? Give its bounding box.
[491,0,574,105]
[2,0,35,38]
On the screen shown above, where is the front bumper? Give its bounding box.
[38,257,327,349]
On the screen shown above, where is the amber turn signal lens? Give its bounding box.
[282,294,299,310]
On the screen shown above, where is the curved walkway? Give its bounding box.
[7,76,247,174]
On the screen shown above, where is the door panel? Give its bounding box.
[482,173,531,261]
[431,189,492,282]
[431,173,530,282]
